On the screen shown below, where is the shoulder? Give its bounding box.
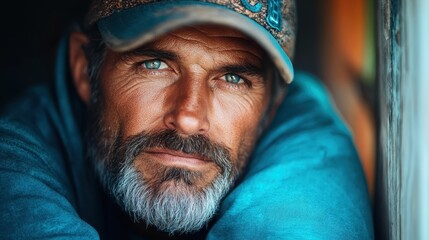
[0,86,68,183]
[0,86,99,239]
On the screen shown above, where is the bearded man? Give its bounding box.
[0,0,373,239]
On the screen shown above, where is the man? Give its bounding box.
[0,0,373,239]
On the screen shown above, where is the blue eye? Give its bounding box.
[144,60,161,69]
[142,60,168,70]
[224,73,243,84]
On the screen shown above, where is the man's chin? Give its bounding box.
[150,167,206,193]
[102,161,232,234]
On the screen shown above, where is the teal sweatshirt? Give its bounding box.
[0,37,374,239]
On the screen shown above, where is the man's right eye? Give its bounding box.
[142,59,169,70]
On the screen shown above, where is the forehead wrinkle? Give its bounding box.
[171,30,252,43]
[167,31,261,52]
[186,25,250,38]
[163,33,264,63]
[215,49,264,62]
[168,33,209,48]
[179,26,263,51]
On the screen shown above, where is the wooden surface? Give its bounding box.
[375,0,402,239]
[376,0,429,239]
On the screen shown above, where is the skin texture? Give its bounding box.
[69,26,272,234]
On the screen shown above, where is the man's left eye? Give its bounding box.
[142,59,169,70]
[222,73,243,84]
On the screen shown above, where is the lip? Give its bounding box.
[144,148,210,168]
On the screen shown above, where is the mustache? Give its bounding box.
[112,129,233,174]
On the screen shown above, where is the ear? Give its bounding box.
[69,31,91,104]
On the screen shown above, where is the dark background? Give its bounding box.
[0,0,322,107]
[0,0,89,106]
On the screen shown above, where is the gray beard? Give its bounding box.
[98,160,231,234]
[88,129,237,234]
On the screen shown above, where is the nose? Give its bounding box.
[163,78,210,136]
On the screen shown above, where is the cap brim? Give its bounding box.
[97,1,294,83]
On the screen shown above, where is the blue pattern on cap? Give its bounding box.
[241,0,282,31]
[240,0,263,13]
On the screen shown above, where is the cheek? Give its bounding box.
[210,90,267,159]
[98,74,170,137]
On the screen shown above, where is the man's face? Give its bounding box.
[85,25,271,233]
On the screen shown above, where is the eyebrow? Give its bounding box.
[220,64,265,77]
[122,48,179,61]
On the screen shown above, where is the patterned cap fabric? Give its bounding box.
[87,0,296,60]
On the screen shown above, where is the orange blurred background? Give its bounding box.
[321,0,376,195]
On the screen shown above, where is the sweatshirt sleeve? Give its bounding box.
[207,73,374,240]
[0,105,99,239]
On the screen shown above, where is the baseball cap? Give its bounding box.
[86,0,296,84]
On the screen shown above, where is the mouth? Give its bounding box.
[144,148,211,169]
